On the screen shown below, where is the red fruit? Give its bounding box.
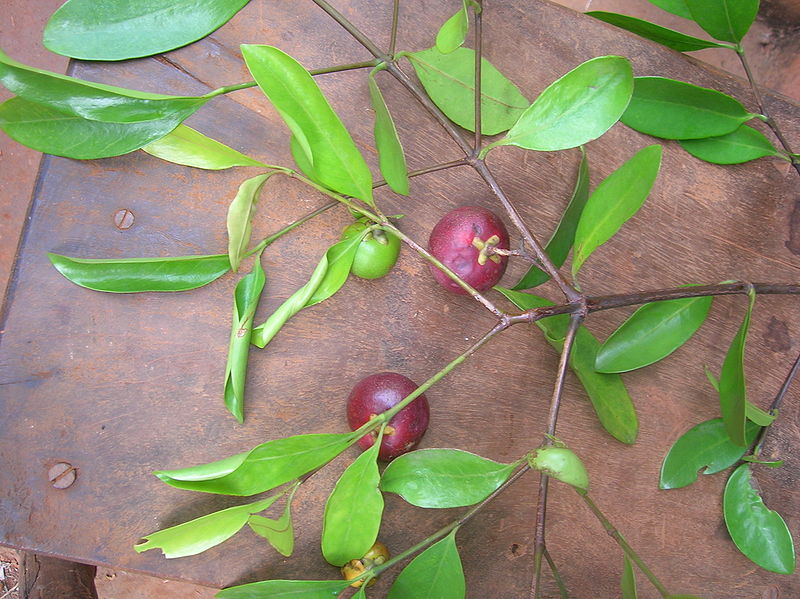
[346,372,430,460]
[428,205,510,294]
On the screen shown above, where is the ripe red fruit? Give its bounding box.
[427,205,510,294]
[346,372,430,460]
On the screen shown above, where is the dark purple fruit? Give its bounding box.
[428,205,510,294]
[346,372,430,460]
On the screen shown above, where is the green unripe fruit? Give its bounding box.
[529,446,590,493]
[341,219,401,280]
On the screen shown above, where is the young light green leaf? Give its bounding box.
[683,0,760,43]
[496,288,638,443]
[380,448,517,508]
[512,148,589,290]
[134,495,280,558]
[435,1,470,54]
[487,56,633,153]
[388,529,465,599]
[621,555,637,599]
[595,294,713,373]
[142,124,266,170]
[241,45,374,205]
[155,433,355,496]
[704,364,720,391]
[369,68,409,195]
[322,439,383,566]
[223,257,266,423]
[572,145,662,278]
[646,0,693,19]
[586,12,733,51]
[227,174,274,272]
[529,446,590,492]
[216,579,350,599]
[679,125,782,164]
[719,287,756,446]
[724,463,796,574]
[407,47,529,135]
[621,77,756,139]
[44,0,250,61]
[745,401,775,426]
[659,418,760,489]
[48,252,231,293]
[248,485,298,557]
[250,233,363,348]
[0,97,185,159]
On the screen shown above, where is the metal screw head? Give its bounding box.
[113,209,135,230]
[48,462,76,489]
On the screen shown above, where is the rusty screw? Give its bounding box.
[113,208,135,230]
[48,462,77,489]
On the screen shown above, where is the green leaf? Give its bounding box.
[155,432,354,496]
[407,47,529,135]
[745,401,775,426]
[0,97,185,159]
[659,418,760,489]
[621,77,755,140]
[44,0,250,61]
[496,288,638,443]
[223,258,266,423]
[142,124,266,170]
[48,252,231,293]
[241,45,374,205]
[646,0,693,19]
[719,287,756,446]
[380,448,516,508]
[134,495,280,558]
[586,12,733,51]
[724,463,796,574]
[388,530,465,599]
[489,56,633,152]
[369,68,409,195]
[217,580,350,599]
[250,234,363,349]
[572,145,662,278]
[679,125,781,164]
[595,294,713,373]
[683,0,760,43]
[248,485,298,557]
[621,555,637,599]
[322,439,383,566]
[512,148,589,290]
[435,1,469,54]
[227,174,274,272]
[529,446,590,492]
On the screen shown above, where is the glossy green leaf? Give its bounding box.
[369,68,409,195]
[250,234,363,348]
[44,0,250,61]
[595,294,712,373]
[659,418,760,489]
[572,145,662,278]
[529,446,590,492]
[142,124,266,170]
[436,1,469,54]
[241,45,374,205]
[48,252,230,293]
[388,530,464,599]
[248,486,297,557]
[512,148,589,290]
[719,287,756,446]
[724,463,796,574]
[621,77,756,139]
[646,0,693,19]
[227,174,274,272]
[683,0,759,43]
[223,258,266,423]
[380,448,516,508]
[489,56,633,152]
[586,12,733,51]
[679,125,781,164]
[322,439,383,566]
[496,288,638,443]
[407,47,529,135]
[155,433,354,495]
[621,555,637,599]
[0,97,184,159]
[0,49,208,123]
[134,495,279,558]
[217,579,350,599]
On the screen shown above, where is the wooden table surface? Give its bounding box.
[1,1,798,598]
